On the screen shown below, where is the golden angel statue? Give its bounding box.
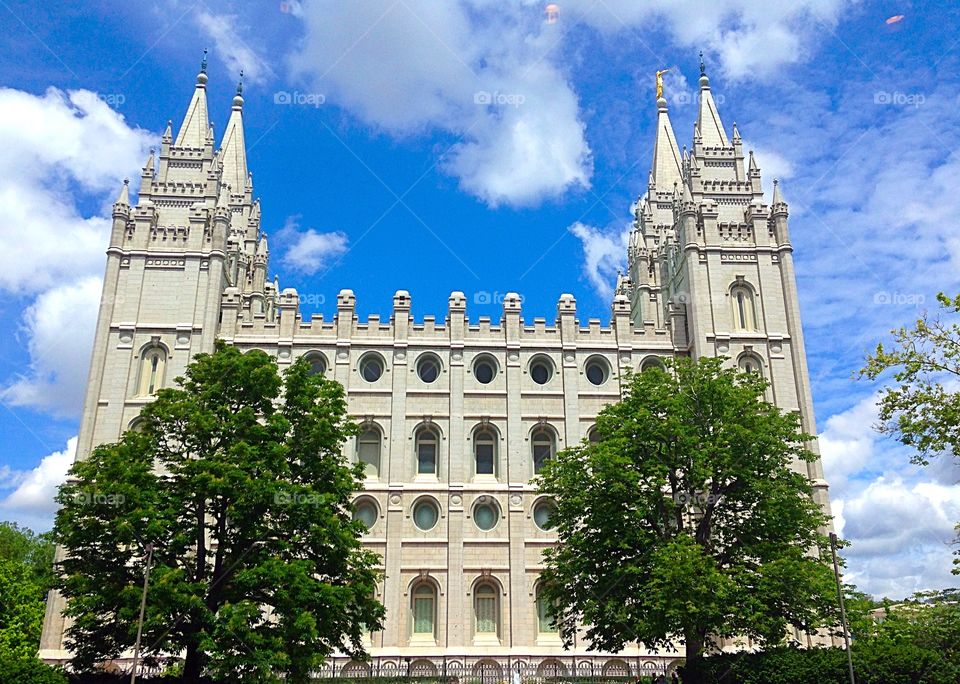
[655,68,670,99]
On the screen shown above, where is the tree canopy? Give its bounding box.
[0,522,55,659]
[537,357,838,683]
[53,342,384,684]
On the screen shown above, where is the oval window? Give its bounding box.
[474,357,496,384]
[413,499,440,531]
[353,500,378,529]
[417,355,441,383]
[359,354,384,382]
[474,502,498,531]
[530,357,552,385]
[585,357,608,386]
[533,500,557,531]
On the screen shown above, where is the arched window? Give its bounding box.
[739,353,763,376]
[304,352,327,376]
[730,283,757,331]
[357,428,381,479]
[137,347,166,396]
[411,583,436,637]
[536,584,558,634]
[416,426,439,476]
[532,427,555,474]
[474,583,499,636]
[587,425,602,444]
[474,428,496,477]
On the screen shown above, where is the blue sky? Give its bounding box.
[0,0,958,599]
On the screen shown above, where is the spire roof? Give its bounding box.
[174,54,211,148]
[116,178,130,205]
[651,97,683,192]
[772,178,785,205]
[696,63,729,147]
[219,79,248,199]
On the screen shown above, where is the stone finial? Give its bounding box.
[393,289,411,310]
[448,291,466,310]
[557,293,576,315]
[337,288,356,308]
[612,294,630,316]
[502,292,522,313]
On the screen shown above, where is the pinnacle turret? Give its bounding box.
[115,178,130,206]
[174,52,212,148]
[650,94,683,193]
[219,72,249,201]
[695,60,728,147]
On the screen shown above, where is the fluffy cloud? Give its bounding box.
[0,87,154,416]
[288,1,593,207]
[2,278,102,416]
[195,10,273,85]
[820,394,960,598]
[568,221,629,298]
[0,437,75,532]
[274,215,350,275]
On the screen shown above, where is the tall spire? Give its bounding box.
[115,178,130,206]
[219,71,248,199]
[650,92,683,192]
[175,51,211,148]
[695,58,729,147]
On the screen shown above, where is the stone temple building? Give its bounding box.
[40,58,831,678]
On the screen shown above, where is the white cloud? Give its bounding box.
[0,437,75,532]
[568,221,629,298]
[195,10,273,86]
[820,394,960,598]
[0,87,153,417]
[274,215,350,275]
[0,87,153,295]
[288,1,593,207]
[2,278,102,416]
[565,0,846,80]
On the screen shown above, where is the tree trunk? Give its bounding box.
[683,628,706,684]
[182,641,202,684]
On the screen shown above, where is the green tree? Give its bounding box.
[53,342,384,684]
[861,292,960,574]
[0,522,55,658]
[537,357,838,684]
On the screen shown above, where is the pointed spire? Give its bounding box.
[115,178,130,206]
[162,120,173,143]
[772,178,785,205]
[216,182,231,210]
[256,234,268,257]
[748,150,759,174]
[142,149,155,176]
[175,52,211,148]
[650,94,683,192]
[732,121,741,142]
[219,72,249,198]
[696,57,729,147]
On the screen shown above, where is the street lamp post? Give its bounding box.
[829,532,856,684]
[130,543,154,684]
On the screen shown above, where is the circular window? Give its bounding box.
[359,354,384,382]
[417,354,441,383]
[529,356,553,385]
[473,356,497,384]
[533,499,557,531]
[640,356,665,373]
[353,499,378,529]
[305,353,326,376]
[585,357,608,386]
[473,499,499,531]
[412,499,440,531]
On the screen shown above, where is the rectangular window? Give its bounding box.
[413,597,434,634]
[537,596,557,633]
[358,441,379,478]
[476,443,494,475]
[418,444,436,474]
[476,596,496,633]
[533,444,551,473]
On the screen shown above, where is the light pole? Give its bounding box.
[829,532,855,684]
[130,543,154,684]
